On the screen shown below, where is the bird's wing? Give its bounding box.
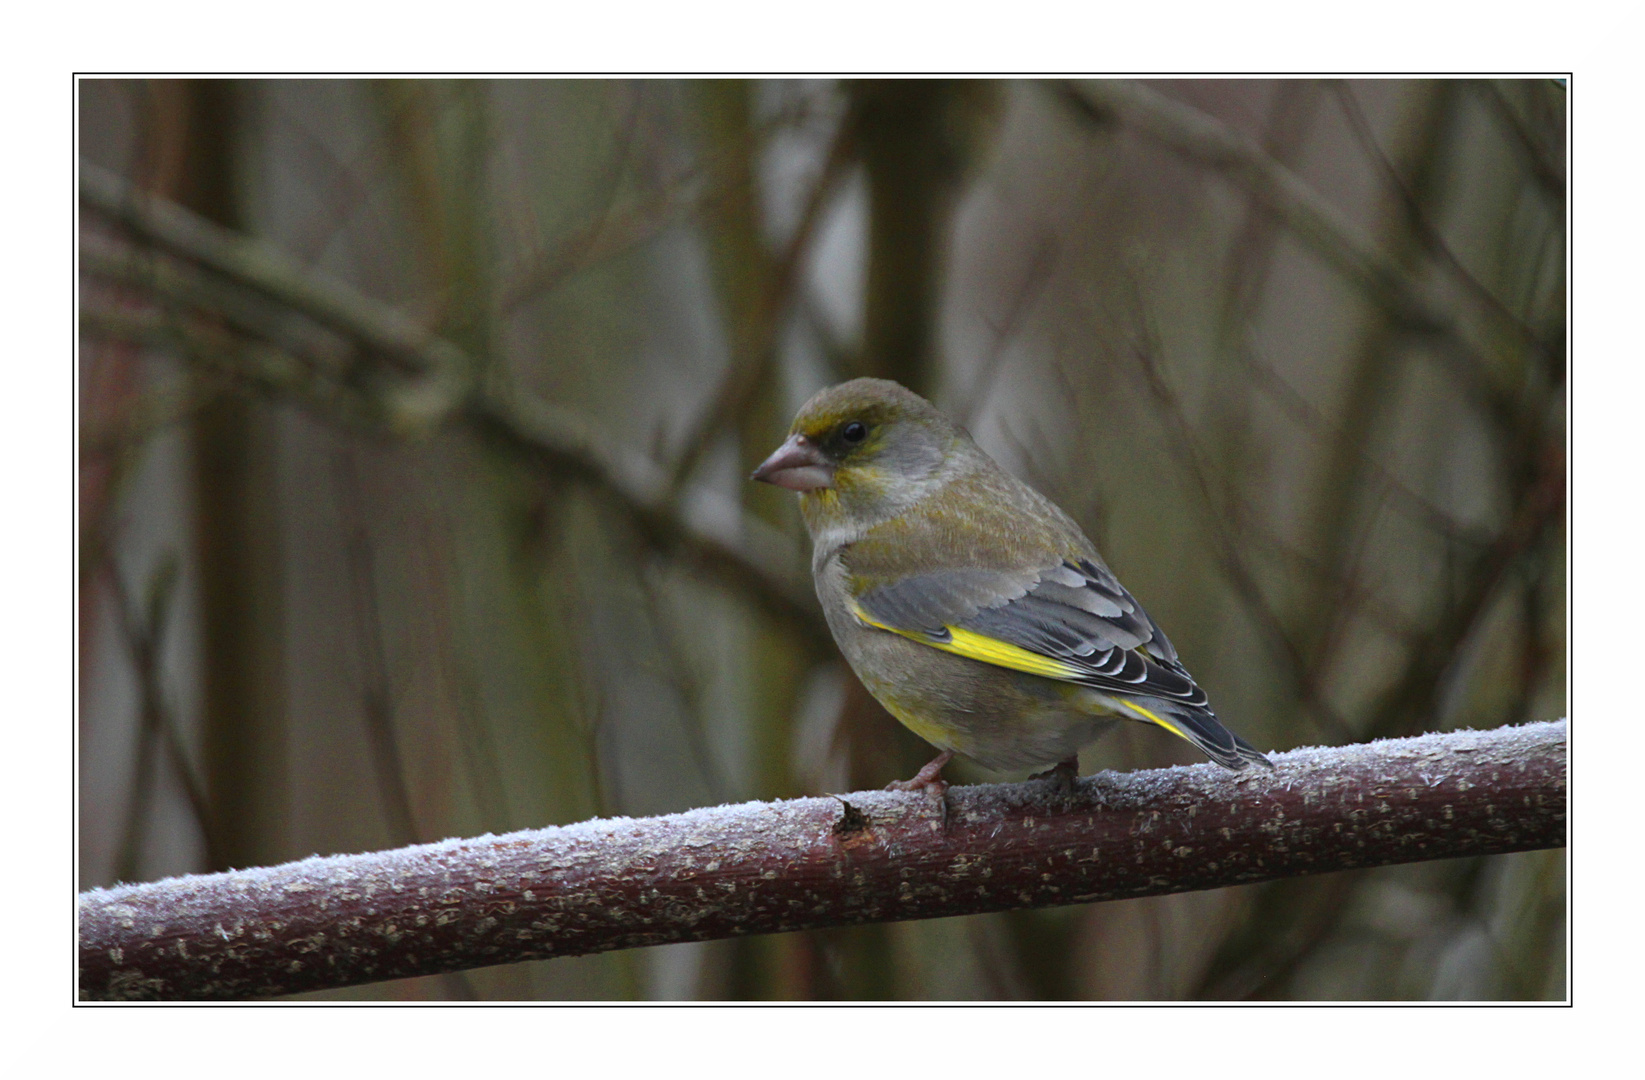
[851,557,1269,769]
[852,556,1195,702]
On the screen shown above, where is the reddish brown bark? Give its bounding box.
[79,719,1564,1000]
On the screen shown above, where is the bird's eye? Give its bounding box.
[842,421,868,444]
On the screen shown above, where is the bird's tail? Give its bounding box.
[1116,698,1273,771]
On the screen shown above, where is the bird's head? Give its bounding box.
[752,378,964,532]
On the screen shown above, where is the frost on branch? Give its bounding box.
[80,719,1565,1000]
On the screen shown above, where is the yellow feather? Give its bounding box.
[851,600,1196,746]
[851,603,1082,680]
[1116,699,1189,741]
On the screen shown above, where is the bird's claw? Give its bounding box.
[1028,756,1079,795]
[888,750,955,826]
[888,749,955,793]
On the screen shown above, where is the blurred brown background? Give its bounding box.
[77,77,1566,1000]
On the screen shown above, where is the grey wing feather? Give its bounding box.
[856,557,1205,705]
[855,557,1270,770]
[856,565,1040,634]
[956,559,1206,706]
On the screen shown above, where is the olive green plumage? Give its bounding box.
[752,377,1270,783]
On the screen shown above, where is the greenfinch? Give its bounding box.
[752,378,1271,791]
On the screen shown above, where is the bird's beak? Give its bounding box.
[751,434,835,492]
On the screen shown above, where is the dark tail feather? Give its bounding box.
[1126,699,1273,772]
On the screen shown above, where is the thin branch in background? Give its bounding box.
[1197,865,1363,999]
[1237,349,1496,549]
[1299,475,1395,718]
[966,917,1033,1000]
[1361,435,1563,743]
[1329,82,1558,369]
[107,553,221,880]
[955,232,1058,428]
[795,284,859,381]
[1209,81,1323,340]
[417,511,515,833]
[107,558,171,883]
[1141,891,1169,1000]
[535,515,647,1003]
[78,333,166,607]
[1472,81,1565,203]
[263,84,412,272]
[1049,80,1523,442]
[1121,315,1355,743]
[1201,80,1322,552]
[1508,557,1554,730]
[537,498,620,822]
[1232,507,1425,646]
[665,106,857,494]
[580,680,620,820]
[80,168,831,653]
[499,170,708,318]
[1456,853,1539,998]
[331,445,422,848]
[331,445,478,1002]
[992,409,1067,517]
[494,83,648,316]
[1037,356,1114,552]
[635,559,732,803]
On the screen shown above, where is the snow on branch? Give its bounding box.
[80,720,1565,1000]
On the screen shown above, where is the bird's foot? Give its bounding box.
[1028,756,1079,795]
[887,749,955,794]
[889,751,956,826]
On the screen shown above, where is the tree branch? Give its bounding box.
[78,164,830,653]
[1050,80,1525,437]
[80,719,1565,1000]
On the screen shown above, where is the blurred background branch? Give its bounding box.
[81,162,827,648]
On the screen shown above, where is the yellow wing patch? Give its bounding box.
[852,601,1202,749]
[851,602,1083,680]
[1115,699,1189,742]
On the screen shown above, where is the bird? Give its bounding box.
[751,377,1271,793]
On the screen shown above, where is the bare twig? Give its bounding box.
[1237,349,1496,549]
[665,108,856,492]
[955,233,1058,427]
[79,719,1565,1000]
[1472,81,1565,202]
[1362,436,1564,742]
[418,513,516,833]
[1050,80,1522,436]
[332,448,423,846]
[81,163,466,413]
[79,167,829,652]
[328,445,481,1003]
[494,86,658,316]
[1125,327,1355,742]
[635,558,733,802]
[464,391,827,651]
[1329,82,1558,368]
[107,556,221,879]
